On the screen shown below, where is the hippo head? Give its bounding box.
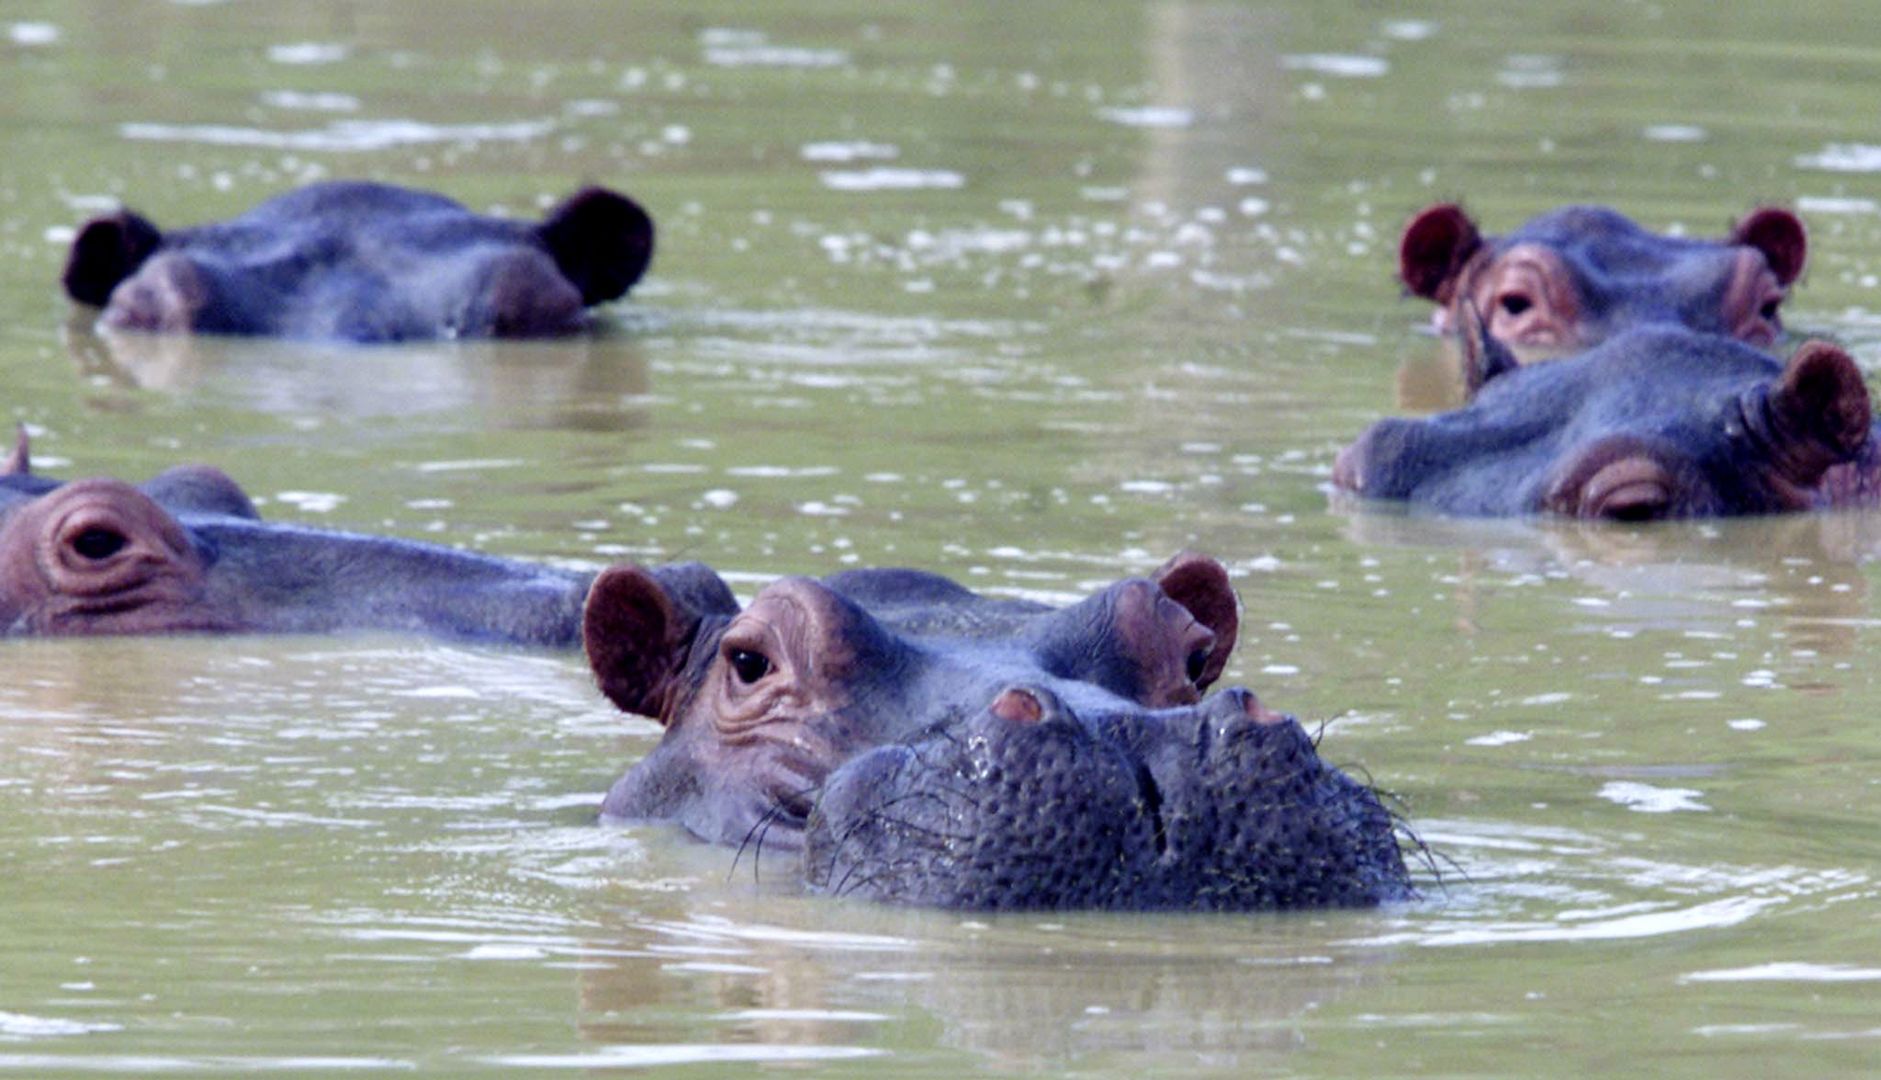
[62,181,655,342]
[1334,327,1871,520]
[0,438,587,643]
[584,554,1415,910]
[0,445,253,635]
[1400,203,1806,387]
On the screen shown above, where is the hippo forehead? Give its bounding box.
[1498,207,1748,313]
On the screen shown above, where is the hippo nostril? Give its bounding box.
[990,687,1044,725]
[71,526,128,562]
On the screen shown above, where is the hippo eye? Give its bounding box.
[1185,647,1210,685]
[1760,298,1780,321]
[1497,292,1533,317]
[728,648,772,684]
[71,526,128,561]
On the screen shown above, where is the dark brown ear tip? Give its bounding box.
[1399,203,1482,300]
[1734,205,1808,285]
[1784,340,1872,453]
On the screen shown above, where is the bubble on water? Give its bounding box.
[702,29,849,69]
[1468,731,1532,747]
[8,22,61,46]
[1281,54,1388,78]
[121,119,553,153]
[1095,106,1195,128]
[1680,962,1881,984]
[1599,781,1709,814]
[275,491,346,513]
[801,141,899,162]
[1642,123,1706,143]
[1497,54,1564,89]
[700,490,739,509]
[0,1010,122,1036]
[1795,143,1881,173]
[1727,719,1766,731]
[1381,19,1438,40]
[820,168,964,192]
[1796,195,1878,215]
[268,42,349,65]
[259,89,360,112]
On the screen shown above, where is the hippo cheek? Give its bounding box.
[0,479,227,635]
[469,249,587,338]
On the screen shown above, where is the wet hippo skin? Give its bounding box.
[1334,326,1875,519]
[0,436,591,643]
[1400,202,1806,389]
[583,553,1414,911]
[62,180,655,342]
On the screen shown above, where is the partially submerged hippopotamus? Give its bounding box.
[0,435,587,642]
[583,554,1413,910]
[1399,202,1806,388]
[1334,325,1875,519]
[62,180,655,342]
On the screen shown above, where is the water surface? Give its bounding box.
[3,1,1881,1075]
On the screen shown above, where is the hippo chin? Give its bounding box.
[1400,202,1805,389]
[0,434,588,643]
[583,554,1415,911]
[62,180,655,342]
[1334,324,1876,519]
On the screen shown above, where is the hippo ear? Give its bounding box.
[537,187,656,306]
[2,425,27,477]
[62,210,163,307]
[1769,341,1871,480]
[139,466,260,520]
[1733,207,1807,287]
[1399,203,1483,302]
[1151,551,1239,689]
[583,562,737,722]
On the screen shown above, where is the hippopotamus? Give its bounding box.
[582,553,1413,910]
[0,434,588,642]
[61,180,655,342]
[1399,202,1806,389]
[1333,324,1875,519]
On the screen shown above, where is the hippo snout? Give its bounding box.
[803,684,1413,911]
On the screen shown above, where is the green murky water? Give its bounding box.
[3,1,1880,1075]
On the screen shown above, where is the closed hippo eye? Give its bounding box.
[1576,457,1675,521]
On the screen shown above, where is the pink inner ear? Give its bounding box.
[1151,552,1239,687]
[1399,203,1483,302]
[582,565,681,722]
[1733,207,1807,286]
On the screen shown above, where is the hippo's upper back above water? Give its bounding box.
[0,435,588,643]
[582,554,1413,911]
[61,180,655,342]
[1399,202,1806,388]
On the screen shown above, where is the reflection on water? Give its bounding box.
[7,0,1881,1076]
[63,319,652,433]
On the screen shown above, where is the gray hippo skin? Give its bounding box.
[0,436,590,643]
[61,181,654,342]
[1400,202,1805,388]
[583,554,1414,911]
[1334,325,1877,519]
